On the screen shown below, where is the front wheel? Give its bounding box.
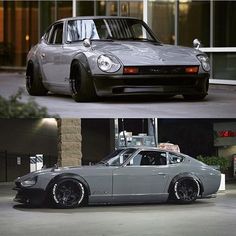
[50,179,87,208]
[183,78,209,101]
[70,61,97,102]
[170,178,200,204]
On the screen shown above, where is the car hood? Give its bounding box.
[93,41,201,66]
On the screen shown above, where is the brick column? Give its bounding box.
[57,119,82,167]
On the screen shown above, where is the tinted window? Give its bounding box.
[129,151,167,166]
[48,23,63,44]
[168,153,184,164]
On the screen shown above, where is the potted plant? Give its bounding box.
[197,155,230,191]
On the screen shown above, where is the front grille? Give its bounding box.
[138,66,198,75]
[15,181,21,188]
[124,77,197,86]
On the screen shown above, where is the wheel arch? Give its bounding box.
[46,173,91,196]
[168,172,204,196]
[70,53,91,77]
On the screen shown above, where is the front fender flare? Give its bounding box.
[46,173,91,196]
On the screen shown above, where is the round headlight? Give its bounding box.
[97,55,121,73]
[197,55,210,72]
[21,177,37,187]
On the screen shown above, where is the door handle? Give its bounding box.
[157,173,166,176]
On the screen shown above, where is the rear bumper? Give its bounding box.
[13,186,46,206]
[92,74,209,97]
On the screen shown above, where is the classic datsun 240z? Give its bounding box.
[26,16,210,102]
[14,147,221,208]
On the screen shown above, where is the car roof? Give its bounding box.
[55,16,140,24]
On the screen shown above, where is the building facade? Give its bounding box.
[0,0,236,85]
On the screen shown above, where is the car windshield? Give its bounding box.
[97,148,136,166]
[67,18,159,43]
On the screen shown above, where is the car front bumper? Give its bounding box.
[13,184,46,206]
[92,73,209,97]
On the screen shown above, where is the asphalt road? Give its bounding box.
[0,182,236,236]
[0,72,236,118]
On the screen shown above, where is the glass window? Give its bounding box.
[1,1,39,66]
[213,1,236,47]
[49,23,63,45]
[168,153,184,164]
[178,1,210,47]
[148,1,174,44]
[97,148,136,166]
[57,1,72,20]
[212,53,236,81]
[77,1,94,16]
[129,151,167,166]
[67,18,158,42]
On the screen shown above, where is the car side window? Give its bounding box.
[48,23,63,45]
[129,151,167,166]
[44,27,52,43]
[168,153,184,164]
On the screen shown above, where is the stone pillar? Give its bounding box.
[57,118,82,167]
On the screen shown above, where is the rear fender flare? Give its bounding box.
[168,172,204,196]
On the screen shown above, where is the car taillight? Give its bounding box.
[185,66,199,74]
[123,67,139,74]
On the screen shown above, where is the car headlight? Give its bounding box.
[197,55,210,72]
[97,55,121,73]
[21,177,37,187]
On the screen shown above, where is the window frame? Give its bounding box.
[126,150,168,167]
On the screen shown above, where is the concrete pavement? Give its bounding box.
[0,72,236,118]
[0,182,236,236]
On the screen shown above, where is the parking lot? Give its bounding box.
[0,182,236,236]
[1,72,236,118]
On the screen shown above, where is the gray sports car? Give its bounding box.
[26,16,210,102]
[14,147,221,208]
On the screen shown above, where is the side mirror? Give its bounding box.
[193,38,201,49]
[83,38,92,48]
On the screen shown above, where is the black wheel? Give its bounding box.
[26,61,48,96]
[183,78,209,101]
[50,179,87,208]
[171,178,200,204]
[70,61,97,102]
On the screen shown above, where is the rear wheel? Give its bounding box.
[50,179,87,208]
[170,178,200,204]
[26,61,48,96]
[70,61,97,102]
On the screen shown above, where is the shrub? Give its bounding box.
[197,155,230,173]
[0,88,51,118]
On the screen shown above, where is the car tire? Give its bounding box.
[183,78,209,101]
[170,177,200,204]
[26,61,48,96]
[70,61,97,102]
[50,178,88,209]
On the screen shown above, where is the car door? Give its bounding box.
[40,22,70,93]
[112,150,170,203]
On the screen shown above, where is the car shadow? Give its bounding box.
[13,200,216,214]
[46,93,211,104]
